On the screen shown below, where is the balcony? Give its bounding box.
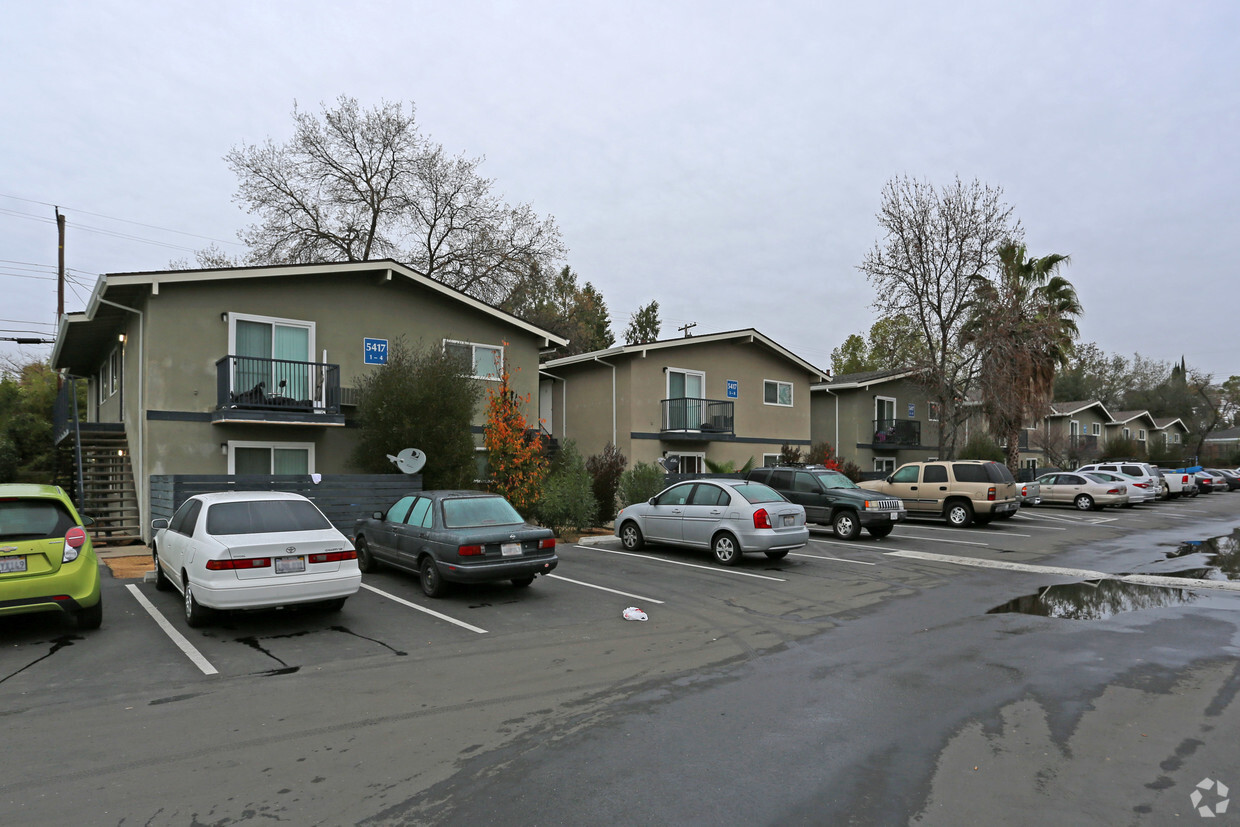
[214,355,344,425]
[871,418,921,448]
[1069,434,1098,452]
[660,398,735,438]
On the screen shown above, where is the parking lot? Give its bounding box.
[4,492,1240,824]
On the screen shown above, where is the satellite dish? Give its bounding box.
[386,448,427,475]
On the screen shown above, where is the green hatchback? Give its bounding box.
[0,484,102,629]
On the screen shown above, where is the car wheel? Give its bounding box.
[184,581,212,628]
[319,597,347,612]
[946,501,974,528]
[764,550,788,560]
[74,596,103,630]
[511,575,535,587]
[712,533,742,566]
[356,536,378,573]
[419,556,447,598]
[619,522,644,551]
[832,511,861,540]
[867,524,893,539]
[1074,494,1095,511]
[153,547,172,591]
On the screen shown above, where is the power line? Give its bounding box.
[0,194,245,248]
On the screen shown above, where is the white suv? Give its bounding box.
[1075,462,1162,502]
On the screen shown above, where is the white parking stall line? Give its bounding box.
[360,583,488,634]
[905,524,1032,539]
[807,536,892,552]
[125,585,218,676]
[789,551,877,566]
[885,550,1240,594]
[583,547,787,581]
[547,574,666,604]
[888,530,991,547]
[1006,516,1068,530]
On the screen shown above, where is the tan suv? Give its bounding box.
[860,460,1019,527]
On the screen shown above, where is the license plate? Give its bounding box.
[782,515,794,526]
[501,542,522,557]
[276,556,305,574]
[0,556,26,573]
[890,512,899,520]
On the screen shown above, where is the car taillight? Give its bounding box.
[1108,488,1120,495]
[62,526,88,563]
[308,551,358,564]
[458,545,483,556]
[753,508,772,529]
[1021,485,1028,497]
[987,487,996,501]
[538,538,556,550]
[1182,475,1189,484]
[1134,482,1150,489]
[206,557,272,570]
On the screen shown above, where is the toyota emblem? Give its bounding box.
[285,546,297,553]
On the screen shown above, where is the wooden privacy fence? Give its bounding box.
[149,474,421,537]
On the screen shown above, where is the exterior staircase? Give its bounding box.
[78,431,142,546]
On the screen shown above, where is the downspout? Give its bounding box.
[97,297,144,540]
[593,356,617,447]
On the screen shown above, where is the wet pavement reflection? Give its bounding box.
[988,579,1198,620]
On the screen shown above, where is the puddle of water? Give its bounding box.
[988,580,1199,620]
[1164,531,1240,580]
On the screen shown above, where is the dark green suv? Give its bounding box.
[746,466,907,539]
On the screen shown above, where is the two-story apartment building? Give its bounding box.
[539,329,828,472]
[51,260,565,541]
[810,369,944,474]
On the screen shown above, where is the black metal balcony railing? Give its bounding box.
[216,355,340,414]
[873,418,921,447]
[1069,434,1098,451]
[660,398,735,435]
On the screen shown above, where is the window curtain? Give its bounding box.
[235,320,272,396]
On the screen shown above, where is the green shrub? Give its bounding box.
[617,461,665,508]
[535,441,597,534]
[585,442,627,521]
[958,434,1005,461]
[704,456,754,474]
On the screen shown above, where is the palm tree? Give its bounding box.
[964,243,1082,471]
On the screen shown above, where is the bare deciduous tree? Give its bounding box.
[859,176,1022,458]
[223,96,565,305]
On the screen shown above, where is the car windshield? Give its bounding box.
[815,471,857,489]
[206,499,333,535]
[442,496,524,528]
[730,482,785,504]
[0,499,78,541]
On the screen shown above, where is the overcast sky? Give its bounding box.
[3,1,1237,381]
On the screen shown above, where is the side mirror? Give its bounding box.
[373,511,384,521]
[648,497,657,506]
[151,518,169,530]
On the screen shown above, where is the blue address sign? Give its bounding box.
[364,338,389,365]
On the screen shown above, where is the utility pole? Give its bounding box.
[678,321,696,338]
[56,207,66,322]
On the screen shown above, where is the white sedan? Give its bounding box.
[151,491,361,627]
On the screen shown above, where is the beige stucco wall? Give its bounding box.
[812,377,941,470]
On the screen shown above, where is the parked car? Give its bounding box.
[745,465,906,539]
[1207,469,1240,491]
[0,484,102,629]
[1154,468,1192,499]
[352,490,557,597]
[1018,480,1042,508]
[1083,471,1155,505]
[1035,473,1129,511]
[1075,462,1162,502]
[1197,469,1230,493]
[615,478,808,565]
[860,460,1019,527]
[152,491,361,626]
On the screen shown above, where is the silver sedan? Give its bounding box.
[615,478,808,565]
[1035,472,1129,511]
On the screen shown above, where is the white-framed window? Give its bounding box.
[1138,429,1146,441]
[1174,433,1182,443]
[227,441,315,475]
[474,446,490,484]
[763,379,793,407]
[762,453,781,467]
[666,368,706,431]
[928,401,940,422]
[1122,427,1130,439]
[876,396,896,425]
[670,452,705,473]
[1091,422,1100,435]
[1024,458,1038,470]
[444,339,503,380]
[229,312,316,401]
[874,458,896,474]
[98,346,120,404]
[109,348,120,395]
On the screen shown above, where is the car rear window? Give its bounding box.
[952,464,990,483]
[206,499,333,535]
[0,499,78,541]
[731,482,785,504]
[442,497,524,528]
[985,463,1015,484]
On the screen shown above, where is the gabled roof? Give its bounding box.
[1047,399,1114,420]
[1107,410,1158,427]
[53,259,567,374]
[1152,417,1188,431]
[542,328,829,381]
[811,367,921,391]
[1204,426,1240,442]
